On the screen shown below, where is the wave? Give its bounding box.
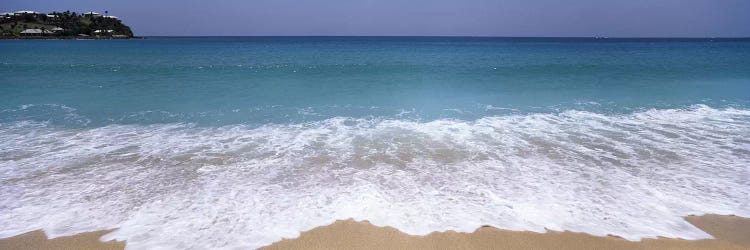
[0,104,749,249]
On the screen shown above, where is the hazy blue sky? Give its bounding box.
[3,0,749,37]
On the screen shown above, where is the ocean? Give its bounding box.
[1,37,749,249]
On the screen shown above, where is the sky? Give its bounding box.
[2,0,750,37]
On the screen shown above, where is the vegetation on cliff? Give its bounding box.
[0,11,134,38]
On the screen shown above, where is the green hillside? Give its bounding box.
[0,11,134,38]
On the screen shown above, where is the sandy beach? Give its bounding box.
[1,214,748,250]
[0,230,124,250]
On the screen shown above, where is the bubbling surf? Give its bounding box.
[0,105,749,249]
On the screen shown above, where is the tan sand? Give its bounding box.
[1,215,748,250]
[0,229,124,250]
[686,214,750,246]
[262,215,750,250]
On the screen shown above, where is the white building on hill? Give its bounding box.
[20,29,54,36]
[20,29,43,35]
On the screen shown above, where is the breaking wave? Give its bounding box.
[0,104,749,249]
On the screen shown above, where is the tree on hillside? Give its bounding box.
[24,14,35,22]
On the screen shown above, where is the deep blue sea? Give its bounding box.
[2,37,749,126]
[1,37,749,249]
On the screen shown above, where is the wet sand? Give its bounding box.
[0,229,124,250]
[262,215,750,250]
[1,215,748,250]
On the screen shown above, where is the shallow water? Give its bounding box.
[1,37,749,249]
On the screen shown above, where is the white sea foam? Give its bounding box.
[0,105,749,249]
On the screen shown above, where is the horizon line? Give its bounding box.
[136,35,750,39]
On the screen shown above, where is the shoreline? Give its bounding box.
[1,214,748,249]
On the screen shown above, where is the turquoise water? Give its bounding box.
[2,37,749,126]
[1,37,749,249]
